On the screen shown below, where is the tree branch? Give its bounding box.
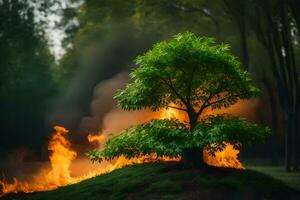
[161,78,188,108]
[186,65,197,103]
[204,93,241,108]
[166,105,187,111]
[196,90,221,117]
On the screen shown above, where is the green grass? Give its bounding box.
[5,162,300,200]
[247,165,300,191]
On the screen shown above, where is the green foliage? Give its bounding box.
[193,115,271,154]
[115,32,259,111]
[0,0,57,150]
[87,116,270,161]
[87,119,188,161]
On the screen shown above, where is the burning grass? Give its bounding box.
[0,126,180,196]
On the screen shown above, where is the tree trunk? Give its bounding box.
[285,113,293,172]
[240,23,249,69]
[181,148,205,168]
[293,112,299,171]
[180,109,208,169]
[262,74,281,165]
[279,1,298,172]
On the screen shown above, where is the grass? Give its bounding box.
[247,165,300,191]
[2,162,300,200]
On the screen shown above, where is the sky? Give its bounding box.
[34,0,81,61]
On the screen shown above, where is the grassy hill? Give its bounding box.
[2,162,300,200]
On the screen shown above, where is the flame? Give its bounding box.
[203,144,244,169]
[0,126,177,196]
[0,126,77,195]
[87,133,107,147]
[159,103,187,122]
[159,104,244,169]
[46,126,77,185]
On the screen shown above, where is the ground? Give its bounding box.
[247,165,300,191]
[2,162,300,200]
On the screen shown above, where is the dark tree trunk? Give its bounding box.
[292,111,299,171]
[240,23,249,69]
[293,111,299,171]
[295,122,299,171]
[181,148,205,168]
[270,95,280,165]
[253,0,300,172]
[181,108,208,169]
[264,78,280,165]
[290,36,300,172]
[285,113,293,172]
[279,1,299,172]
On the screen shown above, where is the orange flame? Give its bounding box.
[0,126,177,196]
[87,133,107,147]
[159,104,244,169]
[203,144,244,169]
[159,103,187,122]
[0,126,77,195]
[46,126,77,185]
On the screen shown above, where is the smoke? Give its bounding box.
[46,22,161,144]
[203,99,260,121]
[47,35,133,131]
[79,72,129,134]
[80,72,158,149]
[101,109,156,134]
[0,148,47,181]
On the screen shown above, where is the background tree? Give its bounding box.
[243,0,300,171]
[0,0,57,155]
[88,32,270,168]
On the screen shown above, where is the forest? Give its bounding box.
[0,0,300,199]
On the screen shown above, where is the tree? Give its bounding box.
[245,0,300,171]
[87,32,270,168]
[222,0,250,69]
[0,0,57,153]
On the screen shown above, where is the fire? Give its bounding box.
[159,105,244,169]
[0,126,77,195]
[46,126,77,185]
[159,103,187,122]
[203,144,244,169]
[87,133,107,147]
[0,126,177,197]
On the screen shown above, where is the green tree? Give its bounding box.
[0,0,56,152]
[88,32,270,168]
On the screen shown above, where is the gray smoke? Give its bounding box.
[79,72,129,133]
[46,22,160,144]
